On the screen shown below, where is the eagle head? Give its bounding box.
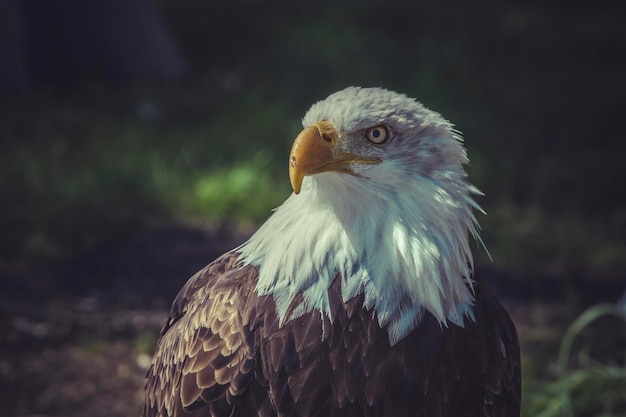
[240,87,485,344]
[290,86,468,196]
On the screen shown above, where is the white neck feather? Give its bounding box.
[238,168,484,345]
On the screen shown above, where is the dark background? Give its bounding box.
[1,1,625,416]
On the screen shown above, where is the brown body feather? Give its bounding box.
[143,251,520,417]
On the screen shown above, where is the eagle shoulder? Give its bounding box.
[143,251,274,417]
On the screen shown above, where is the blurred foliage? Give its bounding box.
[1,0,625,283]
[523,303,626,417]
[0,3,624,416]
[526,364,626,417]
[0,86,294,268]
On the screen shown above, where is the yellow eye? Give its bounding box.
[365,125,390,144]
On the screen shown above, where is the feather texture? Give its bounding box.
[240,87,483,343]
[143,252,520,417]
[143,87,521,417]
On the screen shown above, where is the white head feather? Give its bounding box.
[239,87,485,345]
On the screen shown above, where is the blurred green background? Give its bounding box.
[1,1,625,416]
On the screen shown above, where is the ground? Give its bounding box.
[0,223,249,417]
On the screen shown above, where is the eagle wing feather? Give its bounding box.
[144,253,520,417]
[144,251,274,417]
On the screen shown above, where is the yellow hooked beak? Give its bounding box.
[288,121,380,194]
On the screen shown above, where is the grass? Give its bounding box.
[523,303,626,417]
[0,86,294,269]
[478,203,626,280]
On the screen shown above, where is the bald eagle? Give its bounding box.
[143,87,521,417]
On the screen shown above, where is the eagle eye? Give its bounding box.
[364,125,390,144]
